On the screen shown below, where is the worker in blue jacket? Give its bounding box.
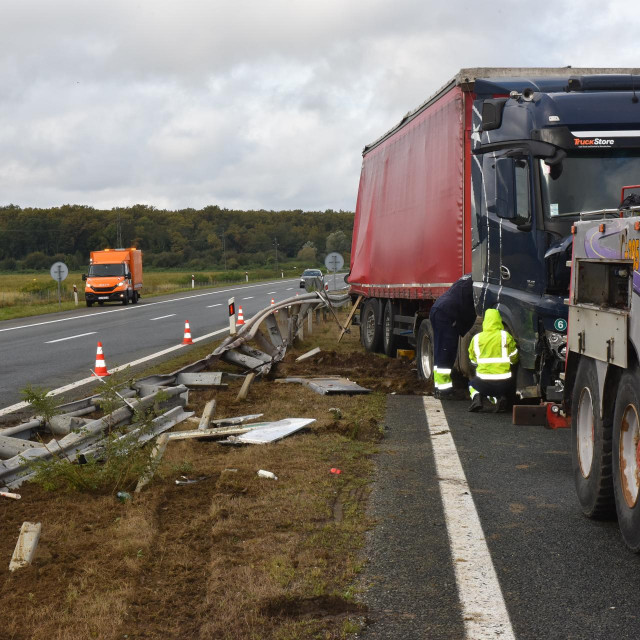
[430,273,477,396]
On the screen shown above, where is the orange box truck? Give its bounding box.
[83,248,142,307]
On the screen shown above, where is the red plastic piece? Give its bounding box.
[545,403,571,429]
[330,468,342,475]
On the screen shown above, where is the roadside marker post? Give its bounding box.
[229,298,236,335]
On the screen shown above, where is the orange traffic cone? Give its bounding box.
[92,341,110,377]
[271,297,277,314]
[182,320,193,345]
[237,306,245,326]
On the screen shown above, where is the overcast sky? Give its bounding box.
[1,0,638,212]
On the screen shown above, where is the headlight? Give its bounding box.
[116,280,125,287]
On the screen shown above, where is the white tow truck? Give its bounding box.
[565,194,640,550]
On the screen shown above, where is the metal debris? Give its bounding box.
[9,522,41,572]
[296,347,321,362]
[223,418,315,444]
[275,377,370,395]
[175,372,226,388]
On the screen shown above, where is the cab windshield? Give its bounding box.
[540,151,640,219]
[88,263,125,277]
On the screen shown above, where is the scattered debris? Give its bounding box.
[135,432,171,493]
[396,349,415,360]
[338,295,363,343]
[328,408,342,419]
[167,423,267,441]
[175,476,208,485]
[9,522,41,571]
[0,488,21,500]
[330,468,342,475]
[175,372,226,388]
[116,491,131,503]
[257,469,278,480]
[276,377,370,395]
[295,347,321,362]
[222,418,315,445]
[211,414,263,426]
[198,399,217,430]
[236,372,256,401]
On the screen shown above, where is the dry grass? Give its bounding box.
[0,310,424,639]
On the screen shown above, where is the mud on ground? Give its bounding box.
[0,313,426,640]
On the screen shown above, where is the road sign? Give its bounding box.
[324,252,344,272]
[50,262,68,309]
[324,252,344,291]
[50,262,68,282]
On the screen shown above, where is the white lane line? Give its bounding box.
[207,303,222,308]
[242,296,253,300]
[267,291,277,295]
[0,279,299,334]
[0,328,228,418]
[45,332,97,344]
[423,396,515,640]
[286,287,293,290]
[150,314,176,321]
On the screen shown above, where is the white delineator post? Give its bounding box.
[229,297,236,335]
[191,274,195,289]
[245,271,249,282]
[73,284,78,306]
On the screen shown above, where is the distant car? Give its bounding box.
[300,269,324,289]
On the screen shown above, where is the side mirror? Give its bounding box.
[82,274,87,281]
[487,157,516,220]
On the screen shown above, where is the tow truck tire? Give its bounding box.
[360,298,383,353]
[612,367,640,551]
[86,301,93,308]
[571,357,615,519]
[416,319,434,383]
[122,293,129,305]
[132,292,138,304]
[382,300,399,357]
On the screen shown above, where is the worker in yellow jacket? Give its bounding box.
[468,308,518,413]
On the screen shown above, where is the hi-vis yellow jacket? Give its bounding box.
[468,309,519,380]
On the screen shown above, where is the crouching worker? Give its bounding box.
[468,309,518,413]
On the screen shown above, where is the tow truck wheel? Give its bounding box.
[612,368,640,551]
[360,299,383,353]
[416,319,434,383]
[86,301,93,308]
[382,301,399,357]
[98,301,104,306]
[132,292,138,304]
[571,357,615,519]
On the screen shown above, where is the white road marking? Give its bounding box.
[267,291,277,295]
[206,303,222,308]
[423,396,515,640]
[0,279,299,334]
[150,314,176,321]
[242,296,253,300]
[45,332,97,344]
[0,328,228,418]
[286,287,293,290]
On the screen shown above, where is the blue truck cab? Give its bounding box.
[470,70,640,399]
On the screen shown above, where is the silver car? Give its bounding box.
[300,268,324,289]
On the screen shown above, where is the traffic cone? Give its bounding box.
[271,297,278,314]
[92,341,110,377]
[182,320,193,345]
[237,306,245,326]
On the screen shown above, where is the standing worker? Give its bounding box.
[430,273,476,396]
[468,308,519,412]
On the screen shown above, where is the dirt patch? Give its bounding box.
[0,309,422,639]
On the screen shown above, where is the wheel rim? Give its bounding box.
[577,386,594,478]
[420,331,433,379]
[619,403,640,508]
[365,308,376,345]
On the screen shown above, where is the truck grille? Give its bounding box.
[92,287,114,293]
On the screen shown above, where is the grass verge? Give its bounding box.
[0,309,425,638]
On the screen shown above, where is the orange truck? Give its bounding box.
[83,248,143,307]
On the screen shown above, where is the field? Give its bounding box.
[0,310,426,639]
[0,268,301,321]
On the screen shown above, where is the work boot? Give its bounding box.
[468,394,483,412]
[494,396,509,413]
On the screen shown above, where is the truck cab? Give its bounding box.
[84,248,143,307]
[472,74,640,400]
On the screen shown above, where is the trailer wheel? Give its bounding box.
[613,368,640,550]
[382,301,399,357]
[416,319,434,382]
[360,299,383,353]
[571,357,615,519]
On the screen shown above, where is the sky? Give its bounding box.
[1,0,639,213]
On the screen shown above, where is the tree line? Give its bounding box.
[0,204,354,271]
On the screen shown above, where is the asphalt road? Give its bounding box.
[0,277,311,409]
[360,395,640,640]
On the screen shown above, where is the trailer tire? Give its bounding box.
[571,357,615,519]
[416,319,434,383]
[382,301,399,357]
[360,298,383,353]
[612,367,640,551]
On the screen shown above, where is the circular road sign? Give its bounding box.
[50,261,69,282]
[324,252,344,272]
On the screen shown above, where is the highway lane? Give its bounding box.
[0,277,308,409]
